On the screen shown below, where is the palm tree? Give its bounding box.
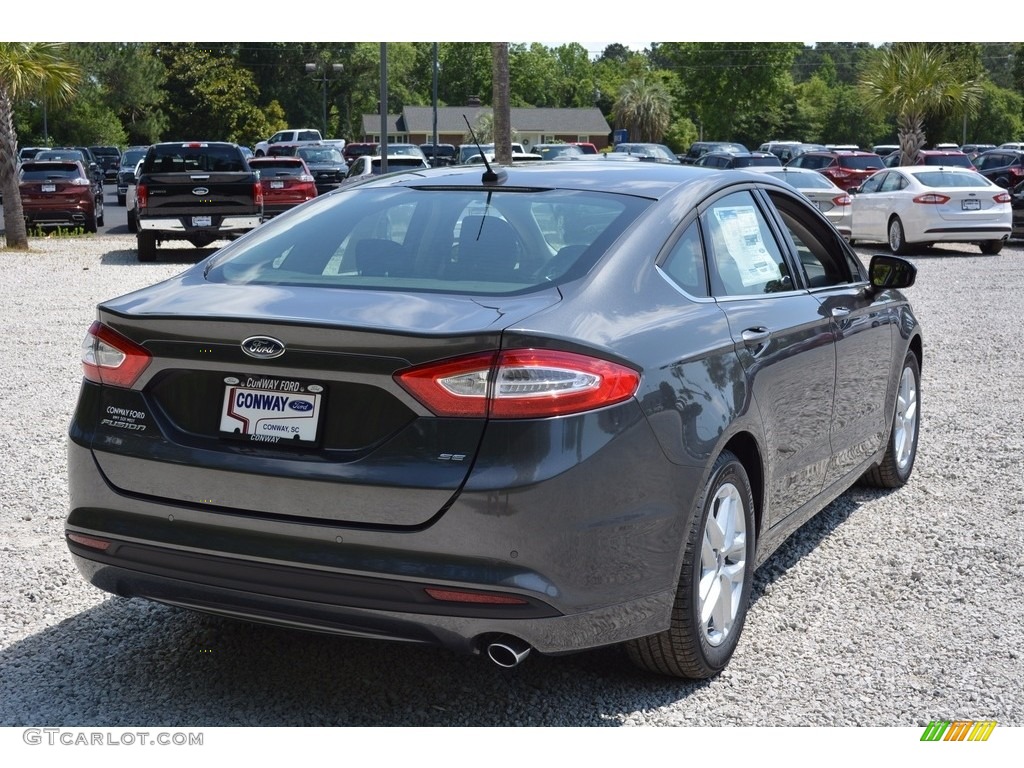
[613,77,671,144]
[859,44,981,165]
[1,43,80,250]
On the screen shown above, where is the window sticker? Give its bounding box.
[712,206,782,287]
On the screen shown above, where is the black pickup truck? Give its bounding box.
[135,141,263,262]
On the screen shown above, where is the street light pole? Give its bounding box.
[305,61,343,137]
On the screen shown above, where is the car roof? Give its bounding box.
[346,159,794,201]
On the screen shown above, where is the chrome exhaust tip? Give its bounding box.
[485,635,532,668]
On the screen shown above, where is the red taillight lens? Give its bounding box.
[81,321,152,388]
[424,588,528,605]
[253,181,264,207]
[136,183,148,210]
[912,193,950,205]
[67,532,111,551]
[994,192,1012,204]
[833,194,852,207]
[396,349,640,419]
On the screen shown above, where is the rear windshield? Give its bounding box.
[204,187,650,295]
[142,144,245,173]
[251,160,305,176]
[922,154,973,168]
[298,147,345,163]
[765,170,834,189]
[20,162,83,180]
[734,156,780,167]
[911,170,993,188]
[35,151,86,164]
[839,155,884,170]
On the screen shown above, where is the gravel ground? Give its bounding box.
[0,234,1021,734]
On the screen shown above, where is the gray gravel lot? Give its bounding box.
[0,234,1021,729]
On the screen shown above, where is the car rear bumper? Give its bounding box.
[138,215,262,233]
[66,402,695,655]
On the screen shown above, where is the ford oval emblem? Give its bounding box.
[241,336,285,359]
[192,187,210,196]
[289,400,313,412]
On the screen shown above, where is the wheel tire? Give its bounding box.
[980,240,1004,255]
[96,198,104,228]
[84,213,98,234]
[861,351,920,488]
[888,217,909,255]
[127,209,138,234]
[625,450,756,679]
[137,231,157,262]
[117,194,126,206]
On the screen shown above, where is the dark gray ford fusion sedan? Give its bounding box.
[67,161,922,678]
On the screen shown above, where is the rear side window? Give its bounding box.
[660,222,708,297]
[700,191,790,296]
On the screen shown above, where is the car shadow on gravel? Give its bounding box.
[749,485,889,601]
[0,594,719,727]
[99,246,216,266]
[0,489,902,728]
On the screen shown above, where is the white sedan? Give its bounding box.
[745,166,852,238]
[850,166,1011,255]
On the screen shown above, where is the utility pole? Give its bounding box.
[492,43,511,165]
[305,60,343,138]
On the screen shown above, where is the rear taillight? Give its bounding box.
[253,181,264,207]
[136,183,148,209]
[396,349,640,419]
[833,194,852,207]
[994,192,1012,204]
[81,321,152,388]
[913,193,951,205]
[831,167,850,178]
[70,178,91,186]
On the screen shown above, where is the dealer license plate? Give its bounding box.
[192,215,212,227]
[962,199,981,211]
[219,375,323,445]
[41,184,56,193]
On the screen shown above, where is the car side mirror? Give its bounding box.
[849,186,860,195]
[866,254,916,297]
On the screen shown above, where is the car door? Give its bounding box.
[851,170,888,240]
[762,188,897,488]
[698,188,837,526]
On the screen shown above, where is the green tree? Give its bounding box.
[159,43,271,146]
[438,43,491,107]
[509,44,560,107]
[69,43,167,144]
[1,42,80,250]
[660,42,802,142]
[860,43,982,164]
[613,76,671,143]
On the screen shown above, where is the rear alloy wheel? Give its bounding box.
[888,216,909,255]
[861,351,920,488]
[625,450,755,679]
[980,240,1004,255]
[137,231,157,262]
